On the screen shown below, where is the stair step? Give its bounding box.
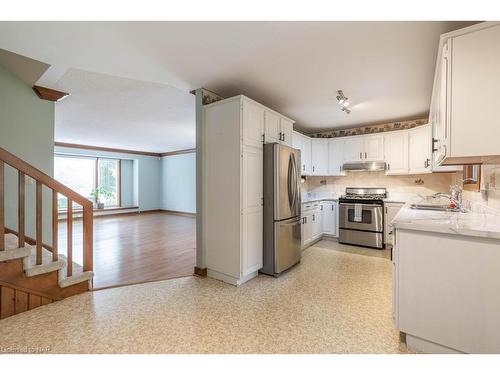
[4,233,25,250]
[24,259,66,277]
[59,271,94,288]
[0,246,32,262]
[3,233,94,287]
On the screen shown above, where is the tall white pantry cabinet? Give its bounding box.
[203,95,295,286]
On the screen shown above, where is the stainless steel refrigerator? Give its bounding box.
[261,143,302,277]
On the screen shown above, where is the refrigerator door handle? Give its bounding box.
[291,152,299,215]
[287,153,295,214]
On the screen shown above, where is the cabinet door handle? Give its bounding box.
[261,134,265,143]
[331,204,334,211]
[283,133,286,142]
[302,164,305,171]
[432,138,438,153]
[312,166,315,172]
[365,152,367,159]
[312,214,315,221]
[360,152,362,159]
[388,163,390,171]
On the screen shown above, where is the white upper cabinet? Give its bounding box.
[409,125,432,174]
[311,139,329,175]
[344,137,364,162]
[279,118,294,147]
[264,111,281,144]
[385,131,409,175]
[328,138,345,176]
[364,135,384,161]
[344,135,383,162]
[264,110,294,147]
[293,131,312,175]
[242,100,264,148]
[430,22,500,165]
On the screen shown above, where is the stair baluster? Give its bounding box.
[36,181,42,265]
[18,171,25,248]
[67,198,73,277]
[52,190,58,261]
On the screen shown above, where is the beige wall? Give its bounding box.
[303,171,458,197]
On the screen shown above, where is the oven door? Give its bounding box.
[339,202,383,232]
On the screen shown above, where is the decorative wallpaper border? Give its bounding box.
[201,88,224,105]
[308,117,429,138]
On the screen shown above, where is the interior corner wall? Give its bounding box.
[0,63,55,243]
[160,153,196,214]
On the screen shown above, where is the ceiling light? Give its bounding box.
[336,90,351,114]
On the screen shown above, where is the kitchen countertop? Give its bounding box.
[301,192,423,204]
[393,204,500,240]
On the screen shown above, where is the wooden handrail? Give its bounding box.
[0,147,92,209]
[0,146,93,274]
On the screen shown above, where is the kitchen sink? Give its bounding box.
[409,204,462,212]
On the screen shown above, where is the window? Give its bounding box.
[98,159,119,207]
[54,155,121,209]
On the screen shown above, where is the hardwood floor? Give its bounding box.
[58,212,196,289]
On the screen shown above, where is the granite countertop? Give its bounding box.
[393,204,500,240]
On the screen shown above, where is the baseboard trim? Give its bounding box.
[207,269,258,286]
[162,209,196,217]
[194,266,207,277]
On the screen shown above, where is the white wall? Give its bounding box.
[161,152,196,213]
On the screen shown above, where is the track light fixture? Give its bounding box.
[336,90,351,114]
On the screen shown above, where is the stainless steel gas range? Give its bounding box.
[338,187,386,249]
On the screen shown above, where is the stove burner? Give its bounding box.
[340,187,387,202]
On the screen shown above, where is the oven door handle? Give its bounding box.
[339,203,382,208]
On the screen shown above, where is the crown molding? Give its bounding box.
[33,85,69,102]
[54,142,160,157]
[159,148,196,157]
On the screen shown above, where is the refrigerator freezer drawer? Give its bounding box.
[275,217,302,274]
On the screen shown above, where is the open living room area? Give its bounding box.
[1,1,500,372]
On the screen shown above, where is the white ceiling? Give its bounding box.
[0,21,476,149]
[54,69,195,153]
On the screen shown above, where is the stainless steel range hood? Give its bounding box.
[342,161,386,171]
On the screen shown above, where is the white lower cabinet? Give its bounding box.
[384,202,404,246]
[394,228,500,353]
[311,209,322,240]
[321,201,338,237]
[301,200,338,248]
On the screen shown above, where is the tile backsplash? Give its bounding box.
[302,171,459,199]
[462,164,500,210]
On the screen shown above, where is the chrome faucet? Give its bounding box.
[431,192,467,213]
